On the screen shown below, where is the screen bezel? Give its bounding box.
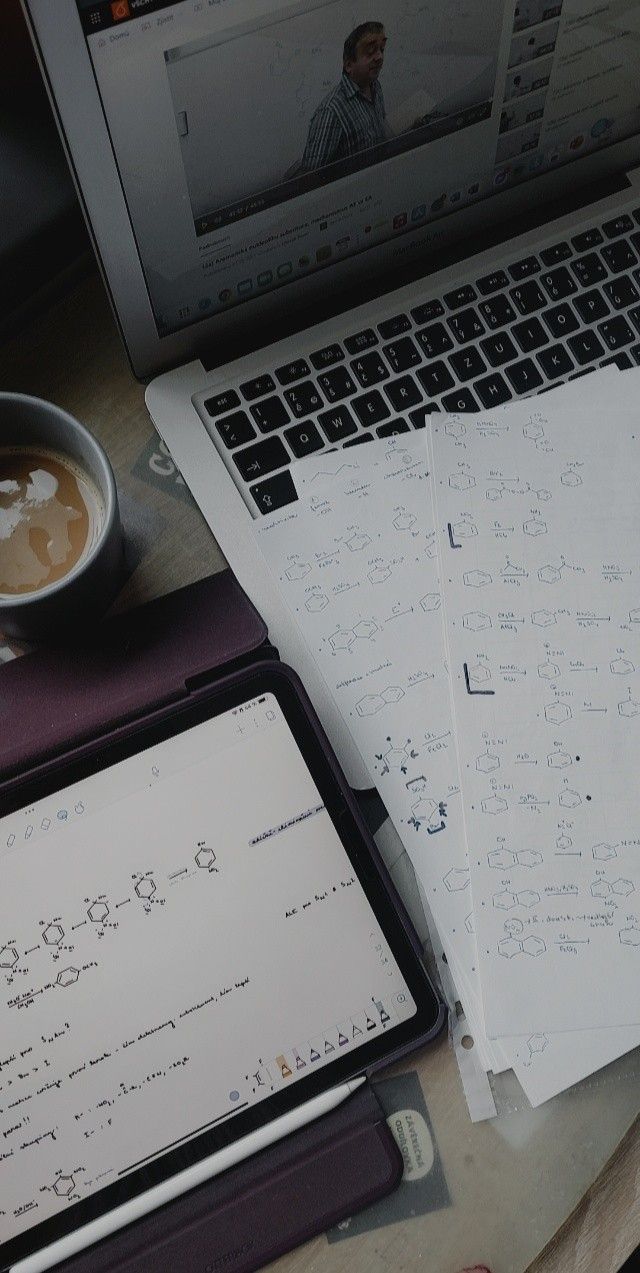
[22,0,640,380]
[0,664,441,1267]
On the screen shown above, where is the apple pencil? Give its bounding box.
[8,1076,366,1273]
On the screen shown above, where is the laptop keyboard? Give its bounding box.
[197,206,640,516]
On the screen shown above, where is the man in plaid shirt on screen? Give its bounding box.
[301,21,389,171]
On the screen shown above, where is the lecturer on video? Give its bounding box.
[301,22,389,170]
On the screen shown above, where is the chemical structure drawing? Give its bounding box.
[630,608,640,624]
[464,912,474,934]
[492,888,540,910]
[345,532,371,551]
[448,472,475,491]
[476,751,499,774]
[43,923,64,946]
[592,843,618,861]
[523,516,547,537]
[420,593,441,612]
[135,877,156,900]
[487,848,543,869]
[452,515,478,539]
[619,923,640,946]
[443,868,469,893]
[463,611,492,632]
[408,798,447,834]
[355,686,405,717]
[559,789,582,808]
[392,510,416,531]
[561,469,582,487]
[468,663,491,688]
[195,843,218,872]
[618,695,640,718]
[285,562,310,582]
[463,569,492,587]
[498,921,546,957]
[305,594,329,613]
[375,737,419,776]
[531,610,556,627]
[523,421,545,441]
[445,420,466,440]
[556,834,572,850]
[590,877,635,899]
[368,566,392,584]
[481,795,508,814]
[0,945,19,969]
[87,900,109,925]
[526,1033,549,1055]
[538,662,560,680]
[538,559,567,585]
[610,658,635,675]
[56,966,80,988]
[53,1174,76,1197]
[544,701,572,726]
[329,619,379,653]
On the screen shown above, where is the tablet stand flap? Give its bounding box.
[0,572,269,784]
[53,1083,402,1273]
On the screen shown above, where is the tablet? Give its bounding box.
[0,665,441,1268]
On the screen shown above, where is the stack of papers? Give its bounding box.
[253,368,640,1111]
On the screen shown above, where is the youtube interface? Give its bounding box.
[76,1,640,336]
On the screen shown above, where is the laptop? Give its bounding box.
[23,0,640,786]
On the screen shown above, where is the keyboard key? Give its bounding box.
[447,307,485,344]
[476,269,509,295]
[473,373,512,407]
[344,328,378,354]
[351,351,389,387]
[512,317,549,352]
[317,405,358,441]
[378,313,411,339]
[543,303,579,338]
[540,266,577,301]
[480,332,518,366]
[383,336,422,374]
[250,469,296,515]
[204,389,241,417]
[601,240,637,274]
[410,299,444,324]
[449,346,487,382]
[214,410,256,449]
[385,375,423,411]
[629,304,640,333]
[310,343,344,370]
[417,361,455,396]
[274,359,310,386]
[634,208,640,225]
[540,241,572,265]
[537,344,574,379]
[630,343,640,364]
[632,230,640,254]
[415,322,454,358]
[239,373,276,401]
[571,227,603,251]
[600,318,636,353]
[598,316,635,349]
[234,435,290,482]
[284,421,323,458]
[479,294,516,329]
[567,330,606,365]
[284,381,324,417]
[570,253,607,286]
[601,352,633,370]
[505,358,544,393]
[574,288,609,323]
[510,281,546,314]
[350,392,390,428]
[441,387,479,411]
[250,395,290,433]
[444,283,477,309]
[344,432,374,446]
[602,213,634,238]
[508,255,540,280]
[603,276,640,310]
[318,366,357,402]
[376,419,410,437]
[409,405,439,426]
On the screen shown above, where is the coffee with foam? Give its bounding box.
[0,447,105,597]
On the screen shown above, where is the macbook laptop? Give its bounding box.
[23,0,640,785]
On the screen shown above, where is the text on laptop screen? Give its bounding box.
[74,1,640,337]
[0,692,416,1248]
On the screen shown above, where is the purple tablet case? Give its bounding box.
[0,573,445,1272]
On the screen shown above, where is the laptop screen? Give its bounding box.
[73,0,640,339]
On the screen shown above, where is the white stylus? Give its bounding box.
[9,1076,366,1273]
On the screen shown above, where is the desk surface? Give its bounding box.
[1,272,639,1273]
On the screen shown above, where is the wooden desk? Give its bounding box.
[1,272,639,1273]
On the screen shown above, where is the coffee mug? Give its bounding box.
[0,392,123,640]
